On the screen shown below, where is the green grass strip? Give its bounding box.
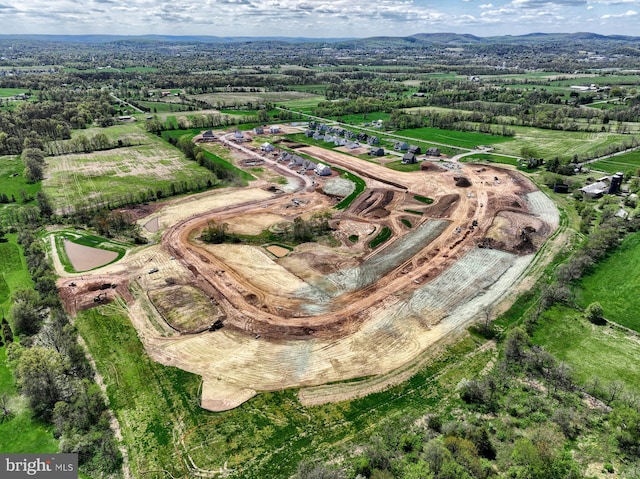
[334,168,366,210]
[369,226,392,248]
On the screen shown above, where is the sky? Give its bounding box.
[0,0,639,38]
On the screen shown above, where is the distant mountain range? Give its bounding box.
[1,32,639,46]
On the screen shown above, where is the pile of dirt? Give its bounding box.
[454,176,472,187]
[58,277,133,315]
[420,194,460,218]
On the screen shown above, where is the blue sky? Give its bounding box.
[0,0,638,37]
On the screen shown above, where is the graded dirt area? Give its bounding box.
[56,129,559,411]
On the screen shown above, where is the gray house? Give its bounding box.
[402,152,417,164]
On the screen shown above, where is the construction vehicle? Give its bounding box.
[94,292,107,303]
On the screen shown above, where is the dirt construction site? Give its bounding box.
[56,127,560,411]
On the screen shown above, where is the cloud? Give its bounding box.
[601,9,638,17]
[512,0,587,7]
[0,0,638,36]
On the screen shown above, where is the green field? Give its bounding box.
[334,112,391,124]
[0,235,58,454]
[77,303,493,478]
[460,153,520,166]
[138,101,191,113]
[532,305,640,395]
[577,231,640,331]
[385,160,422,172]
[276,96,325,113]
[393,127,514,149]
[0,235,33,313]
[43,131,218,212]
[0,156,41,204]
[588,149,640,174]
[0,88,31,98]
[493,126,636,162]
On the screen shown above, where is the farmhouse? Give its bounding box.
[579,173,624,198]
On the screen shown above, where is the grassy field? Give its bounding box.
[385,160,421,172]
[0,234,33,313]
[0,235,59,454]
[0,88,31,97]
[493,126,634,161]
[76,302,492,478]
[393,127,514,149]
[43,131,218,212]
[577,231,640,332]
[160,129,255,183]
[138,101,191,113]
[460,153,520,166]
[276,96,325,113]
[334,112,391,124]
[588,149,640,174]
[532,305,640,395]
[0,155,40,204]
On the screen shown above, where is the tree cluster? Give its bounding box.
[6,225,122,477]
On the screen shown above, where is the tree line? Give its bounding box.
[5,225,122,477]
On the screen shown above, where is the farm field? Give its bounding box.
[71,123,150,143]
[43,132,217,212]
[588,149,640,174]
[138,100,191,112]
[532,305,640,395]
[392,127,514,149]
[460,153,519,166]
[193,91,321,109]
[492,126,636,161]
[577,231,640,332]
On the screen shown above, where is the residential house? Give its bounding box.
[370,147,385,157]
[402,152,417,164]
[314,163,331,176]
[261,142,275,152]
